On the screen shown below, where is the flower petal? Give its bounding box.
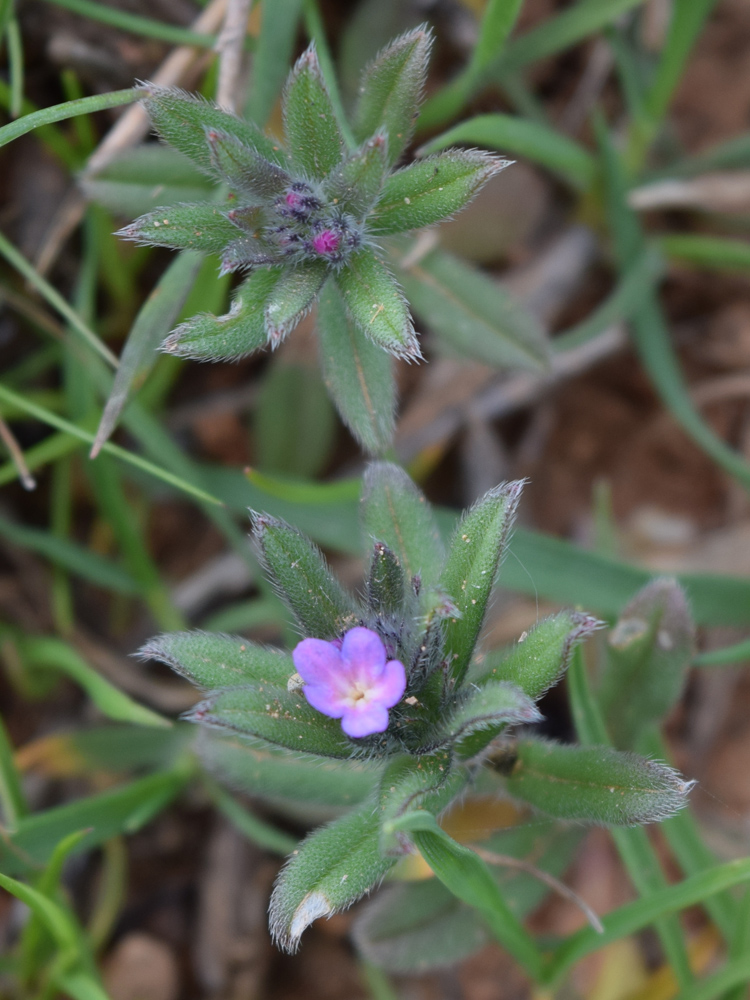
[292,637,342,684]
[342,702,390,737]
[369,659,407,708]
[341,627,386,679]
[302,683,346,719]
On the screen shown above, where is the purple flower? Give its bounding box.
[292,627,406,738]
[311,229,341,255]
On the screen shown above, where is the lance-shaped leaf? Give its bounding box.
[251,513,360,639]
[269,796,395,952]
[361,462,444,586]
[502,739,693,826]
[118,203,241,254]
[317,278,396,454]
[378,751,463,855]
[143,86,289,172]
[139,632,294,690]
[398,248,550,371]
[206,128,292,200]
[353,27,433,168]
[389,811,544,979]
[449,681,541,761]
[186,684,351,758]
[440,481,524,687]
[335,248,419,359]
[282,44,345,179]
[323,131,388,220]
[198,731,377,811]
[370,150,509,235]
[265,259,329,345]
[91,250,202,457]
[162,267,284,360]
[366,542,405,616]
[353,879,488,972]
[220,235,279,275]
[479,611,603,699]
[600,579,695,750]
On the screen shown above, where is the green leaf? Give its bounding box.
[499,0,648,73]
[449,681,540,761]
[246,0,303,128]
[336,248,419,359]
[19,636,170,729]
[91,251,203,458]
[361,462,444,586]
[251,512,360,639]
[256,359,336,479]
[82,146,213,217]
[416,0,524,132]
[0,769,189,876]
[479,611,602,699]
[162,267,283,361]
[206,779,298,855]
[503,739,692,826]
[0,872,77,951]
[354,879,488,972]
[391,811,544,979]
[378,752,461,855]
[282,43,345,179]
[397,247,550,371]
[600,579,694,750]
[354,26,432,168]
[416,114,595,191]
[440,481,523,687]
[117,203,240,253]
[658,234,750,272]
[143,86,289,173]
[370,150,508,234]
[317,279,396,454]
[323,130,388,220]
[0,511,138,594]
[265,259,329,345]
[198,732,377,810]
[366,542,406,616]
[544,858,750,987]
[187,685,352,758]
[140,632,294,690]
[269,797,395,951]
[206,127,292,199]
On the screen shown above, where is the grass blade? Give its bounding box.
[42,0,215,47]
[0,87,137,149]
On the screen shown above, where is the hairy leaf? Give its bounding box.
[336,248,419,359]
[186,684,351,758]
[118,203,241,253]
[366,542,406,615]
[370,150,509,234]
[449,681,540,761]
[600,578,695,749]
[440,481,524,687]
[323,131,388,219]
[206,128,292,199]
[269,797,395,951]
[361,462,444,586]
[503,739,693,826]
[282,44,345,179]
[353,27,433,167]
[162,267,283,360]
[139,631,293,689]
[478,611,602,699]
[317,279,396,454]
[398,247,550,371]
[265,259,329,345]
[252,513,360,639]
[143,86,289,172]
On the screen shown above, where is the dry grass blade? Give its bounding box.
[215,0,254,113]
[0,417,36,490]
